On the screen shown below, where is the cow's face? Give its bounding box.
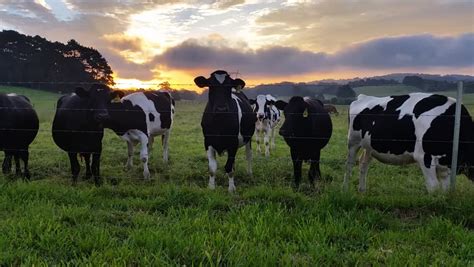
[194,70,245,113]
[250,95,275,121]
[75,84,124,123]
[276,96,309,139]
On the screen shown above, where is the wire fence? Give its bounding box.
[0,82,473,184]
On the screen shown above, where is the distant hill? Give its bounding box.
[312,73,474,84]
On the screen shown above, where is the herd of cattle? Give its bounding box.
[0,70,473,193]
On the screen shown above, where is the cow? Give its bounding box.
[52,84,123,185]
[275,96,333,187]
[194,70,256,192]
[343,93,474,193]
[323,104,339,115]
[105,91,175,179]
[249,94,281,156]
[0,93,39,179]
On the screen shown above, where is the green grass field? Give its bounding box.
[0,86,473,265]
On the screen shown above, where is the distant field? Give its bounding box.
[0,86,473,265]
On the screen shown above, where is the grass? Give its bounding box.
[0,85,473,265]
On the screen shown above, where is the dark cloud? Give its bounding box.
[155,33,474,76]
[102,34,145,52]
[334,34,474,69]
[155,39,329,76]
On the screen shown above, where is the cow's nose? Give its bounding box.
[257,114,265,120]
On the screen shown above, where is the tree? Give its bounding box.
[402,75,424,89]
[0,30,115,92]
[336,84,356,98]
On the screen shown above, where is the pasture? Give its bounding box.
[0,86,473,265]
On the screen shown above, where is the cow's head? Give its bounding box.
[74,84,124,123]
[275,96,311,139]
[194,70,245,113]
[250,95,275,121]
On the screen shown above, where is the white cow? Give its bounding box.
[106,91,175,179]
[343,93,474,193]
[250,94,281,157]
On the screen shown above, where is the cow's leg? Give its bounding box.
[436,165,451,192]
[343,143,361,191]
[20,150,30,180]
[68,152,80,185]
[125,140,134,169]
[137,133,150,180]
[207,146,217,189]
[2,152,12,174]
[225,148,237,193]
[82,153,92,180]
[418,155,439,193]
[308,151,321,185]
[358,149,372,192]
[14,153,21,176]
[291,148,302,188]
[245,142,253,176]
[162,132,170,164]
[255,129,261,154]
[148,135,154,151]
[264,127,270,157]
[270,127,276,150]
[91,152,102,186]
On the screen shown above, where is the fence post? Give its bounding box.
[450,81,463,191]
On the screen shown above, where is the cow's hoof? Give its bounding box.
[208,183,216,190]
[228,185,236,193]
[358,187,366,193]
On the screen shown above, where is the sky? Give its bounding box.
[0,0,473,90]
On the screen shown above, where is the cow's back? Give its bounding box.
[52,94,103,153]
[0,93,39,150]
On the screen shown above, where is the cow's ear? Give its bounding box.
[275,100,287,110]
[268,100,275,105]
[249,99,256,105]
[111,90,125,99]
[110,90,125,102]
[75,87,89,98]
[234,78,245,90]
[194,76,208,88]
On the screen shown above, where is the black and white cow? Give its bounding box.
[343,93,474,193]
[249,94,281,157]
[105,91,175,179]
[194,70,256,192]
[0,93,39,179]
[275,97,333,187]
[52,84,123,185]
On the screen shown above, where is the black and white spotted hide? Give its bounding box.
[106,91,175,179]
[249,94,281,157]
[195,70,256,192]
[344,93,474,193]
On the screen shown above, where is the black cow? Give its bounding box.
[52,84,123,185]
[0,93,39,179]
[194,70,256,192]
[344,93,474,193]
[105,91,175,179]
[275,96,333,187]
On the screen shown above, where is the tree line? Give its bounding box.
[0,30,114,93]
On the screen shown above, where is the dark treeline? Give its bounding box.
[0,30,114,93]
[348,78,399,87]
[402,75,474,93]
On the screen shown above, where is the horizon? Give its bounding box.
[1,1,473,91]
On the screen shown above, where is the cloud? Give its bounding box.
[255,0,474,52]
[102,34,145,52]
[155,33,474,77]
